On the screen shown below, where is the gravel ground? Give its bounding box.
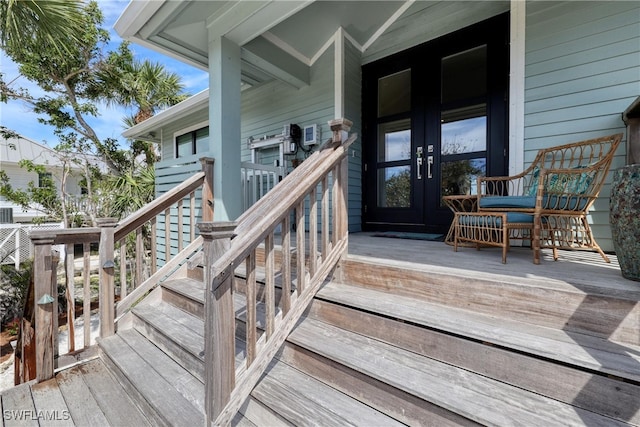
[0,312,99,392]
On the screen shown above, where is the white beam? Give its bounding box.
[509,0,526,177]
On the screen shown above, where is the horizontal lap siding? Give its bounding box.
[242,49,338,233]
[524,1,640,252]
[154,155,205,266]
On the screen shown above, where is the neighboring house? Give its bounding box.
[0,134,86,223]
[115,1,639,253]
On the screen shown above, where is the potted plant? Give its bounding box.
[610,96,640,281]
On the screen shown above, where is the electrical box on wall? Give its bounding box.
[303,124,318,146]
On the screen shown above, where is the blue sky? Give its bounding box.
[0,0,208,148]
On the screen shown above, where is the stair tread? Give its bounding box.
[289,317,629,427]
[319,281,640,382]
[162,277,205,302]
[133,302,204,359]
[132,301,248,370]
[99,333,204,426]
[161,277,280,332]
[75,358,152,427]
[252,360,405,427]
[119,329,205,413]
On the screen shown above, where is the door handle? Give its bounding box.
[416,147,424,180]
[427,156,434,179]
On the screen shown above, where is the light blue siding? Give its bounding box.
[344,37,363,232]
[525,1,640,251]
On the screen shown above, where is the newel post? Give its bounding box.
[198,221,237,425]
[200,157,215,222]
[32,235,57,382]
[98,218,117,338]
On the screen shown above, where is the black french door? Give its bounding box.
[362,13,509,233]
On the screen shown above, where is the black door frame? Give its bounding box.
[362,13,510,233]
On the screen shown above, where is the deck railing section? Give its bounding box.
[26,158,214,383]
[241,162,284,211]
[199,118,355,426]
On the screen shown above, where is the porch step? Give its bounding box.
[245,359,405,426]
[338,255,640,346]
[316,280,640,384]
[98,331,204,427]
[286,316,633,426]
[290,279,640,425]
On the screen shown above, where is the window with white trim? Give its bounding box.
[176,127,209,158]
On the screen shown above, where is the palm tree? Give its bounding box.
[0,0,83,53]
[107,59,189,125]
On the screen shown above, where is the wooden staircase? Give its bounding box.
[93,250,640,426]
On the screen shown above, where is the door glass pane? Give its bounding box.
[378,69,411,117]
[441,158,486,201]
[441,104,487,155]
[378,119,411,162]
[442,45,486,104]
[378,166,411,208]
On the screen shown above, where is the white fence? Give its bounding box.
[0,222,65,268]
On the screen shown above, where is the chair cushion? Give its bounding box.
[479,195,536,209]
[458,213,533,227]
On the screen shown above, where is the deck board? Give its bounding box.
[29,378,73,427]
[1,383,38,427]
[55,366,109,426]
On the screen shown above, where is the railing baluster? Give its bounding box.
[322,175,330,260]
[164,208,170,264]
[136,228,143,287]
[309,185,318,277]
[280,215,291,315]
[338,155,349,241]
[296,199,306,294]
[177,199,184,252]
[65,243,75,353]
[83,242,91,348]
[265,232,275,339]
[245,250,257,366]
[120,244,127,298]
[151,217,157,275]
[189,191,196,243]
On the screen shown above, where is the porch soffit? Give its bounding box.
[115,0,414,86]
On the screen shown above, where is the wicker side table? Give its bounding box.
[442,195,478,245]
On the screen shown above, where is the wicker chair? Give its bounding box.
[476,133,622,264]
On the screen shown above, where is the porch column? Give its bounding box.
[208,33,242,221]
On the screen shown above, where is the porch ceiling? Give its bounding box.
[115,0,411,87]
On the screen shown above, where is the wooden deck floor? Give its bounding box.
[346,232,639,298]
